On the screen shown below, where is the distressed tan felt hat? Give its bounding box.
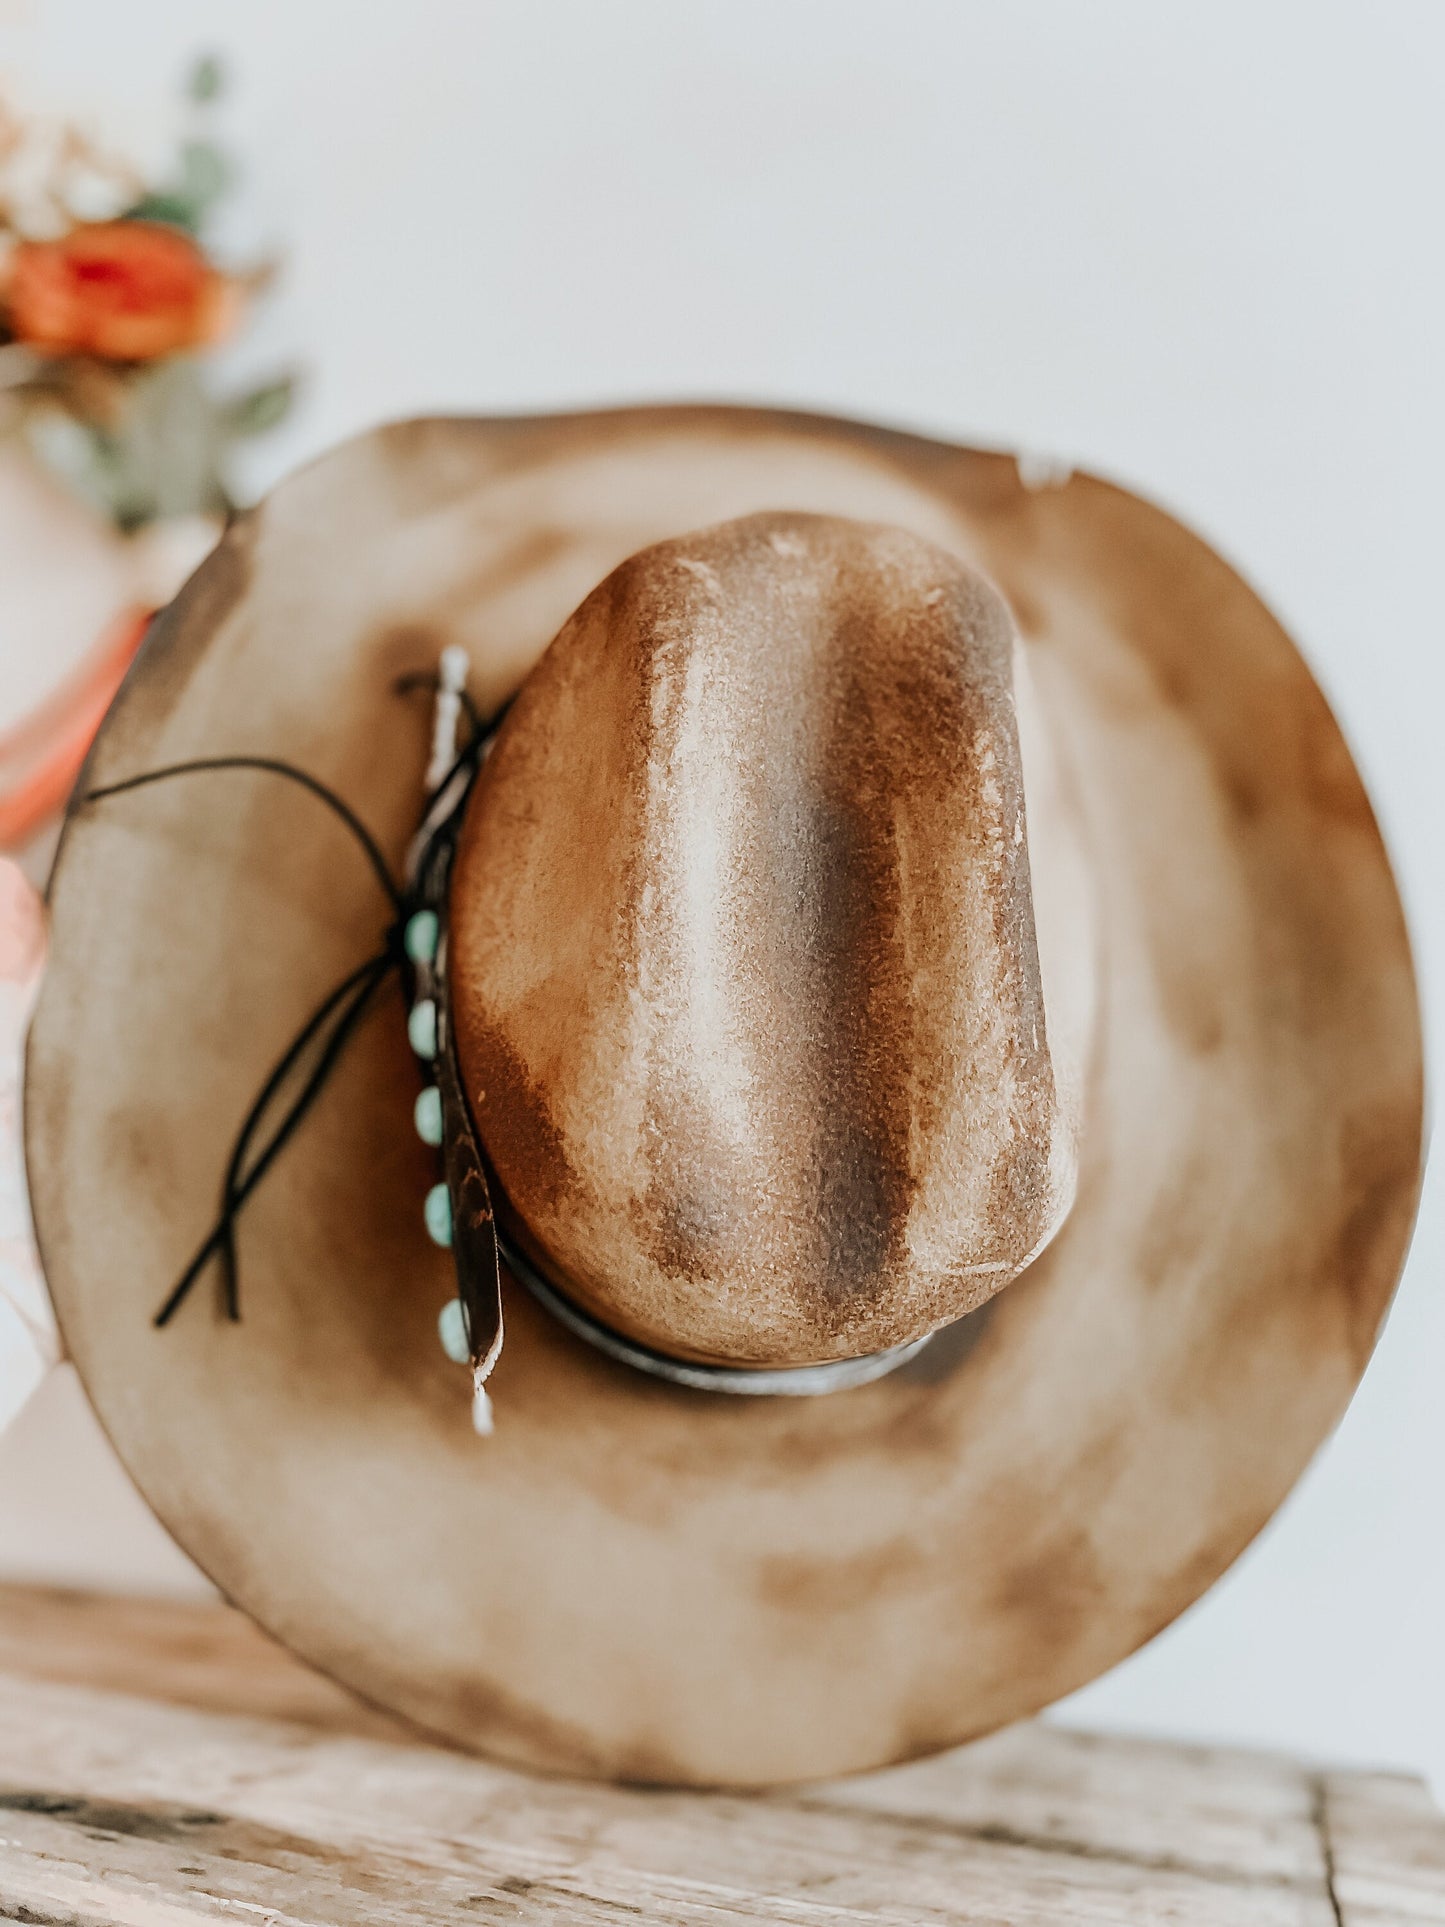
[25,404,1424,1786]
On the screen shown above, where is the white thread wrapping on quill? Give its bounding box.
[425,644,471,792]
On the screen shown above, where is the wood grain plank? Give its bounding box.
[815,1721,1326,1886]
[1320,1769,1445,1925]
[0,1584,1437,1925]
[0,1670,1339,1926]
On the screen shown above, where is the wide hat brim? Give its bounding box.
[26,405,1423,1786]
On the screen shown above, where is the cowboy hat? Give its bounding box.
[24,404,1423,1786]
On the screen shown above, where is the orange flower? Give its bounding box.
[5,220,238,361]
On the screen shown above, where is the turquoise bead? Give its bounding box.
[405,909,440,965]
[408,998,438,1060]
[414,1086,443,1146]
[438,1297,469,1364]
[424,1181,453,1248]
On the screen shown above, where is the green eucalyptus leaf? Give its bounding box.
[123,191,201,233]
[180,141,230,214]
[15,345,289,532]
[227,375,295,437]
[130,358,231,522]
[188,54,225,104]
[24,359,239,531]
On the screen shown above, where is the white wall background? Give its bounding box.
[0,0,1441,1791]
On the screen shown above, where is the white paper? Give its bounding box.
[0,858,56,1436]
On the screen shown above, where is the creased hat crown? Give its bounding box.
[450,509,1076,1366]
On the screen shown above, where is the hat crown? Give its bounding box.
[450,510,1077,1367]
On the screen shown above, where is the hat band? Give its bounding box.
[496,1228,934,1395]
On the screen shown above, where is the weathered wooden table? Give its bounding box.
[0,1584,1440,1924]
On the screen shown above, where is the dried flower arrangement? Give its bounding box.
[0,55,297,850]
[0,54,294,533]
